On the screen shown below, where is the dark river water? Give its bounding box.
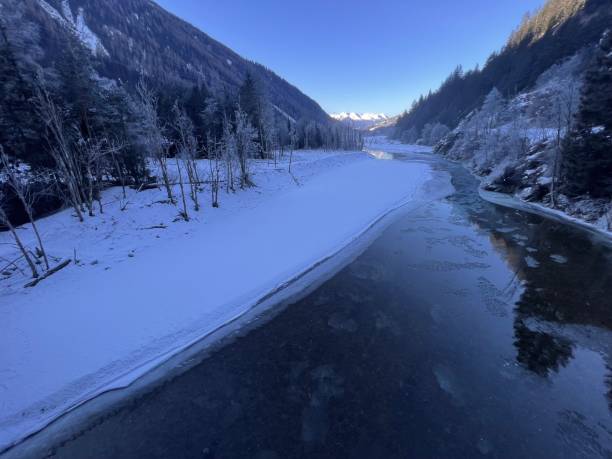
[21,155,612,459]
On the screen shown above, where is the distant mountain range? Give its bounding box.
[25,0,330,123]
[330,112,396,130]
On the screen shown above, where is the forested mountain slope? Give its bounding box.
[395,0,612,139]
[19,0,329,123]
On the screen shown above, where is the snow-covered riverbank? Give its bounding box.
[479,188,612,244]
[0,150,448,451]
[366,136,611,241]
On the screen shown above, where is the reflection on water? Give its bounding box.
[514,323,574,376]
[450,161,612,403]
[42,157,612,459]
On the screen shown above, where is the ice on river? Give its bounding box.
[0,150,451,451]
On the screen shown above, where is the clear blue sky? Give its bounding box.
[154,0,545,116]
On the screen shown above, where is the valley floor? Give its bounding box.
[0,149,439,451]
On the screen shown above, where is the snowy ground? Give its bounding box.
[479,188,612,243]
[0,149,445,451]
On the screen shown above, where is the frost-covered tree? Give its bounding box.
[134,78,174,203]
[400,126,419,144]
[260,103,277,160]
[0,188,39,280]
[479,88,505,133]
[289,123,298,173]
[443,87,511,169]
[173,102,200,215]
[429,123,451,145]
[234,105,258,188]
[34,77,85,222]
[206,135,221,208]
[201,96,223,146]
[221,115,237,193]
[420,123,434,145]
[549,77,580,207]
[0,146,49,270]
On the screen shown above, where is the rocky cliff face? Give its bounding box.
[435,50,611,232]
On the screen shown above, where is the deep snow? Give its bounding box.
[0,150,444,451]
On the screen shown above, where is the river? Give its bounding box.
[15,152,612,458]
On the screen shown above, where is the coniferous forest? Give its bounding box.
[394,0,612,221]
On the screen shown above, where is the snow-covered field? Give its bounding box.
[0,150,445,451]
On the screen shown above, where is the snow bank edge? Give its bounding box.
[0,166,453,455]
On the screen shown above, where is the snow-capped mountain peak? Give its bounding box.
[330,112,394,131]
[330,112,389,122]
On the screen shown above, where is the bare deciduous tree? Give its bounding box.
[0,146,50,270]
[173,102,200,213]
[0,190,39,279]
[234,105,258,188]
[551,79,579,208]
[174,154,189,221]
[135,78,174,204]
[221,115,236,193]
[289,124,298,174]
[34,78,85,222]
[75,136,114,216]
[207,135,221,208]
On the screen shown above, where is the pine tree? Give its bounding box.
[561,31,612,198]
[0,25,42,165]
[184,84,210,145]
[99,86,148,185]
[239,72,262,126]
[55,34,102,139]
[239,73,273,158]
[201,95,223,145]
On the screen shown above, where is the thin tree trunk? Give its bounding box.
[157,153,175,204]
[26,209,49,270]
[111,150,127,199]
[175,157,189,221]
[2,215,39,279]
